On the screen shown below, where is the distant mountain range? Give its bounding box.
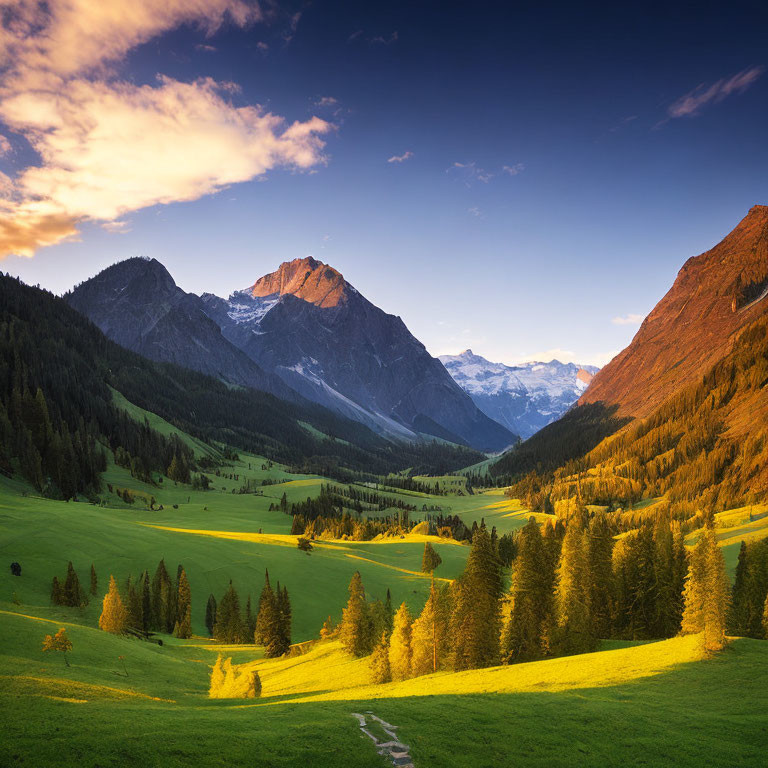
[68,257,517,453]
[439,350,598,439]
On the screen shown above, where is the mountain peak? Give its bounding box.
[249,257,349,308]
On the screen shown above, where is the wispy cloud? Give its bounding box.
[448,161,494,184]
[314,96,338,108]
[370,31,398,45]
[611,313,644,326]
[282,10,302,44]
[0,135,11,155]
[348,29,363,42]
[662,66,764,123]
[195,43,217,53]
[387,151,413,164]
[467,206,483,218]
[101,219,131,234]
[502,163,525,176]
[0,0,332,259]
[256,41,269,55]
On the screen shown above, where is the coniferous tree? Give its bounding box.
[389,602,413,681]
[254,570,273,645]
[702,529,729,652]
[139,570,151,632]
[63,561,86,608]
[728,541,751,635]
[214,581,244,644]
[411,579,449,675]
[652,518,678,638]
[122,575,142,629]
[175,567,191,639]
[340,571,374,657]
[99,575,128,634]
[503,519,551,662]
[90,564,98,597]
[421,542,442,573]
[205,593,217,637]
[587,515,614,639]
[451,526,503,670]
[552,524,595,655]
[681,533,708,636]
[370,631,392,683]
[151,559,173,632]
[245,594,256,641]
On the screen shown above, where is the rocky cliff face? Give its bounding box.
[580,205,768,417]
[66,257,295,401]
[440,349,599,438]
[202,258,517,452]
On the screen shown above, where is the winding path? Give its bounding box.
[351,711,414,767]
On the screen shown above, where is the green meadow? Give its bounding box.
[2,423,768,767]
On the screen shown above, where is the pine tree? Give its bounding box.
[728,541,750,635]
[254,570,273,645]
[245,594,256,640]
[175,567,191,639]
[369,631,392,683]
[63,561,85,608]
[421,542,442,573]
[411,579,449,676]
[275,585,292,655]
[451,526,503,670]
[139,570,151,632]
[90,564,98,597]
[552,524,595,655]
[587,515,614,639]
[205,593,217,637]
[175,604,192,639]
[389,602,413,681]
[340,571,374,657]
[681,533,708,635]
[151,559,173,633]
[702,529,729,652]
[122,575,142,629]
[99,575,128,634]
[214,581,244,644]
[503,519,551,662]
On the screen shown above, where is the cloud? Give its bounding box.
[370,31,398,45]
[611,313,644,326]
[282,10,302,43]
[467,206,483,218]
[101,219,131,233]
[506,347,616,368]
[348,29,363,42]
[0,135,11,155]
[448,161,493,184]
[256,41,269,54]
[0,0,332,258]
[664,66,764,121]
[315,96,339,108]
[195,44,217,52]
[502,163,524,176]
[387,150,413,164]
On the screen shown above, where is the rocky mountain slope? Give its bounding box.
[202,257,516,452]
[440,349,598,438]
[580,204,768,417]
[66,258,295,401]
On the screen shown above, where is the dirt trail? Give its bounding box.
[351,711,414,767]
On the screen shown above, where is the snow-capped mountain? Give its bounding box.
[439,349,599,439]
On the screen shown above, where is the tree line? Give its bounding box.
[331,514,745,685]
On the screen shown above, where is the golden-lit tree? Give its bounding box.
[388,602,413,681]
[42,627,72,666]
[411,579,449,676]
[99,574,128,634]
[369,631,391,684]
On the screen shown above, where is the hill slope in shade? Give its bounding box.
[581,204,768,417]
[202,257,518,452]
[66,257,296,402]
[440,349,598,438]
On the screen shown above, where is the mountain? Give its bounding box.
[2,274,484,495]
[66,257,296,402]
[439,349,598,438]
[201,257,517,452]
[493,205,768,508]
[581,204,768,417]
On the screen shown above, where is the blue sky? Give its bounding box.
[2,0,766,366]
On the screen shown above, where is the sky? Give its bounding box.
[1,0,767,367]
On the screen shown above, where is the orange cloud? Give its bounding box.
[0,0,332,258]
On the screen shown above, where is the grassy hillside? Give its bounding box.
[1,603,765,767]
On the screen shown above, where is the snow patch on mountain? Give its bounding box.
[439,349,599,439]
